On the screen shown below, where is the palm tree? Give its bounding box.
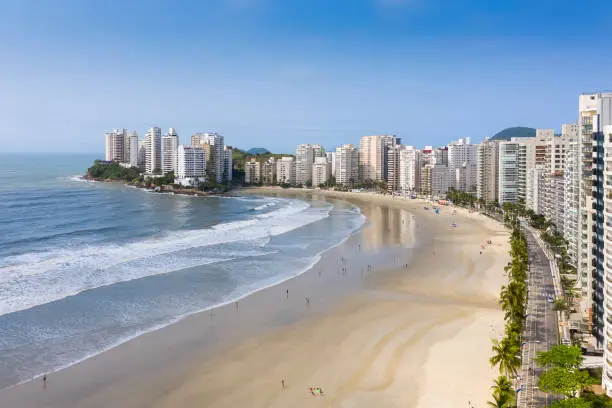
[487,393,512,408]
[490,376,515,405]
[490,338,521,377]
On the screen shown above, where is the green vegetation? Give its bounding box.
[447,187,478,207]
[488,376,515,408]
[231,148,292,171]
[87,160,140,181]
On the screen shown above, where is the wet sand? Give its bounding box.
[0,189,509,408]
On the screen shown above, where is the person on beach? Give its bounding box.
[281,379,285,389]
[42,374,47,390]
[305,297,310,306]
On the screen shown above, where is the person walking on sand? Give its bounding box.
[286,289,289,298]
[281,379,285,389]
[42,374,47,391]
[305,297,310,306]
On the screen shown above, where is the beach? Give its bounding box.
[0,188,509,408]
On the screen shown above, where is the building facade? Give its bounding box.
[262,157,276,185]
[498,141,520,204]
[176,145,206,186]
[476,139,499,203]
[295,144,324,186]
[312,156,330,187]
[398,146,421,193]
[335,144,359,186]
[564,124,581,269]
[276,156,296,185]
[162,128,178,175]
[104,128,126,162]
[201,133,225,183]
[358,135,399,182]
[448,137,477,192]
[145,127,162,174]
[244,159,261,184]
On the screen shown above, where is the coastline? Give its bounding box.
[0,188,509,408]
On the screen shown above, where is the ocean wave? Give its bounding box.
[0,200,330,316]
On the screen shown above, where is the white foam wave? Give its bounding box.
[0,199,329,316]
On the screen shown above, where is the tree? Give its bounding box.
[490,376,515,405]
[538,367,594,398]
[550,399,593,408]
[536,345,584,371]
[487,393,513,408]
[490,338,521,377]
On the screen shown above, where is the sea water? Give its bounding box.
[0,154,364,388]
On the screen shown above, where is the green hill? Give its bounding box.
[490,127,536,141]
[247,147,270,155]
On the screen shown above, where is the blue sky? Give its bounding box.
[1,0,611,154]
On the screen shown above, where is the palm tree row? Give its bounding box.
[488,216,529,407]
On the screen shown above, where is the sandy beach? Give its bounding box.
[0,188,509,408]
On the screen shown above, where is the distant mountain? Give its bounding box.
[247,148,270,155]
[490,127,536,141]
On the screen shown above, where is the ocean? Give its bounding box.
[0,153,365,389]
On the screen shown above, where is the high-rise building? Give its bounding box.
[420,164,449,197]
[542,129,570,229]
[326,152,336,178]
[386,145,402,192]
[137,140,146,170]
[262,157,276,185]
[176,145,206,186]
[162,128,179,175]
[335,144,359,186]
[224,146,233,182]
[295,144,324,186]
[276,157,296,185]
[498,141,520,204]
[128,131,139,168]
[191,133,203,147]
[563,124,581,270]
[398,146,421,193]
[145,127,162,174]
[526,165,545,214]
[201,133,225,183]
[244,158,261,184]
[448,137,477,192]
[312,156,330,187]
[477,139,499,203]
[104,128,126,162]
[358,135,399,182]
[579,93,612,380]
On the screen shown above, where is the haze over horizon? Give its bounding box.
[1,0,611,154]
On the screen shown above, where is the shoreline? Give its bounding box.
[0,188,509,408]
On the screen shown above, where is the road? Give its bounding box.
[517,226,559,408]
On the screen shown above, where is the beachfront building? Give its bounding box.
[564,124,581,269]
[162,128,179,175]
[262,157,276,185]
[312,156,330,187]
[476,138,499,203]
[104,128,126,162]
[386,145,402,192]
[542,129,571,230]
[191,133,203,147]
[358,135,399,182]
[128,131,139,168]
[398,146,421,194]
[276,156,296,185]
[420,163,449,197]
[224,146,233,182]
[577,94,612,380]
[326,152,336,178]
[295,144,324,186]
[244,158,261,184]
[448,137,477,192]
[137,140,146,171]
[335,144,359,186]
[201,133,225,183]
[145,127,162,174]
[498,141,520,204]
[176,145,206,186]
[525,165,545,214]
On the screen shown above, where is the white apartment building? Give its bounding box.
[335,144,359,186]
[526,165,545,214]
[448,137,477,192]
[498,141,520,204]
[386,145,402,192]
[244,159,261,184]
[224,146,233,182]
[276,156,296,185]
[563,124,581,269]
[145,127,162,174]
[137,140,146,170]
[358,135,399,182]
[162,128,179,175]
[104,128,126,162]
[128,131,139,168]
[262,157,276,185]
[312,156,330,187]
[326,152,336,178]
[476,139,499,203]
[295,144,324,186]
[398,146,421,193]
[176,145,206,186]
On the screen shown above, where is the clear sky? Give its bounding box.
[1,0,611,154]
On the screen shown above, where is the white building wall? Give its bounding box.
[202,133,225,183]
[176,145,206,186]
[398,146,421,193]
[276,157,296,185]
[335,144,359,185]
[162,128,179,175]
[129,132,139,167]
[244,159,261,184]
[498,142,520,204]
[477,139,499,202]
[448,137,477,192]
[312,156,330,187]
[145,127,162,174]
[224,146,233,182]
